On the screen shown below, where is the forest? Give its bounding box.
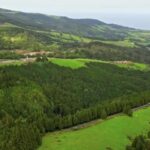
[0,61,150,150]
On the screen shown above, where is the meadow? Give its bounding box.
[49,58,150,71]
[38,107,150,150]
[49,58,87,69]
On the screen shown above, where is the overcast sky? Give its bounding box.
[1,0,150,29]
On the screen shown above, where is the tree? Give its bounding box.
[132,135,146,150]
[36,55,48,62]
[101,109,107,119]
[123,105,133,117]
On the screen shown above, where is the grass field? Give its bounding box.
[49,58,87,69]
[38,107,150,150]
[0,60,24,67]
[115,62,150,71]
[0,57,149,72]
[101,39,136,48]
[49,58,150,71]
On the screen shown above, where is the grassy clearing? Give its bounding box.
[0,57,149,72]
[49,31,91,43]
[49,58,87,69]
[116,62,150,71]
[0,60,24,67]
[0,57,149,71]
[101,39,136,48]
[49,58,109,69]
[38,107,150,150]
[49,58,150,71]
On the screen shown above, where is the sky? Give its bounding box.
[1,0,150,29]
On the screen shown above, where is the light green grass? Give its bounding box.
[116,62,150,71]
[0,58,149,72]
[49,58,150,71]
[0,61,24,67]
[38,107,150,150]
[49,58,87,69]
[49,58,109,69]
[101,39,136,48]
[49,31,91,43]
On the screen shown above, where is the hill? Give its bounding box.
[0,7,150,150]
[0,8,150,64]
[0,8,133,40]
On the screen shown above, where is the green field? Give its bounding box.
[101,39,136,48]
[38,107,150,150]
[116,62,150,71]
[49,58,150,71]
[49,58,87,69]
[0,58,149,72]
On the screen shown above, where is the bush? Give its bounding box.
[36,55,48,62]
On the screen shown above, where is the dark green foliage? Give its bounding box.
[0,8,150,150]
[101,109,107,119]
[123,105,133,117]
[61,42,150,64]
[0,119,41,150]
[0,62,150,149]
[36,55,49,62]
[0,26,56,50]
[0,8,131,40]
[0,51,24,59]
[0,8,150,64]
[126,132,150,150]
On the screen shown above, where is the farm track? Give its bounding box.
[0,58,35,65]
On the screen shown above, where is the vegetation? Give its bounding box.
[0,8,150,64]
[101,39,136,48]
[60,42,150,64]
[49,58,87,69]
[116,62,150,71]
[0,61,150,150]
[38,107,150,150]
[49,58,150,71]
[126,131,150,150]
[0,8,132,40]
[123,105,133,116]
[0,51,24,59]
[36,55,48,62]
[0,7,150,150]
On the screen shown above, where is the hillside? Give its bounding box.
[0,7,150,150]
[0,60,150,150]
[1,0,150,150]
[0,8,150,65]
[0,8,133,40]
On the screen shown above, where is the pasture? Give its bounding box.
[49,58,150,71]
[38,107,150,150]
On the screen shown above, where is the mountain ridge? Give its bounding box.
[0,8,135,40]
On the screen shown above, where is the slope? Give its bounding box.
[0,8,133,40]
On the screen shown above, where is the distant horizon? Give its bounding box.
[1,3,150,30]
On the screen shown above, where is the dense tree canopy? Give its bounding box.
[0,61,150,150]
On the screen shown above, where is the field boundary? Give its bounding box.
[47,103,150,135]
